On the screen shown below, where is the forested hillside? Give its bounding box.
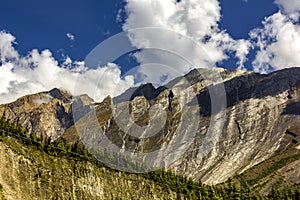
[0,118,299,199]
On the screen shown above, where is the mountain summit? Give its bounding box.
[0,88,93,141]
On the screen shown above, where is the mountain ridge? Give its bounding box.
[1,67,300,190]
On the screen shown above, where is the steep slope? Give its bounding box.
[234,129,300,194]
[173,67,300,184]
[0,135,179,199]
[2,67,300,188]
[0,88,93,141]
[1,117,300,199]
[69,67,300,185]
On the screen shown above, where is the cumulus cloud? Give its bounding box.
[0,31,134,104]
[250,11,300,73]
[0,31,19,62]
[5,0,300,103]
[275,0,300,20]
[122,0,251,84]
[66,33,75,41]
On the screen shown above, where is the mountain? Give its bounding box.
[0,88,93,141]
[0,67,300,198]
[64,67,300,185]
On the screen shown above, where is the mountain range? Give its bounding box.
[0,67,300,199]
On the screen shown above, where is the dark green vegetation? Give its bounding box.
[0,117,300,199]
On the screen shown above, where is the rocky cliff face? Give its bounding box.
[169,67,300,184]
[0,88,93,141]
[76,67,300,184]
[1,67,300,186]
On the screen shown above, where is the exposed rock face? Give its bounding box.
[0,88,93,141]
[167,68,300,184]
[175,68,300,183]
[2,67,300,185]
[79,67,300,184]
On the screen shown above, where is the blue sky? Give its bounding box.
[219,0,278,39]
[0,0,300,103]
[0,0,125,62]
[219,0,278,69]
[0,0,277,67]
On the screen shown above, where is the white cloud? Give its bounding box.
[6,0,300,104]
[275,0,300,20]
[0,31,19,62]
[250,12,300,73]
[122,0,251,84]
[0,31,134,104]
[66,33,75,41]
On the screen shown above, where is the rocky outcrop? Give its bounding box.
[75,67,300,184]
[166,68,300,184]
[0,88,93,141]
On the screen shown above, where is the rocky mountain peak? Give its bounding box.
[0,88,92,140]
[48,88,72,103]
